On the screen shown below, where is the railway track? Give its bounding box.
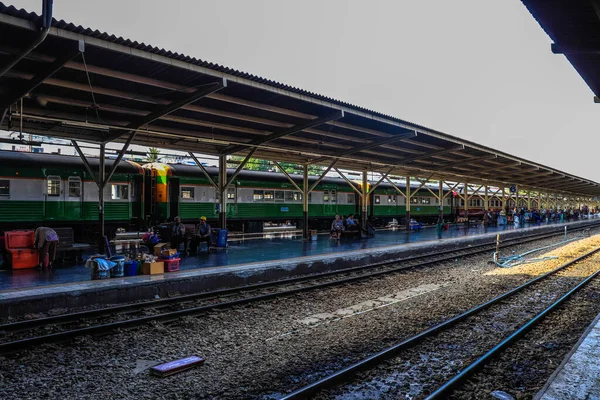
[279,246,600,399]
[0,223,597,354]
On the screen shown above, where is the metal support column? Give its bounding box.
[515,188,519,209]
[405,176,411,230]
[484,185,489,211]
[463,181,468,216]
[303,164,309,240]
[99,143,106,251]
[527,190,531,210]
[219,155,227,229]
[439,180,444,214]
[362,171,368,231]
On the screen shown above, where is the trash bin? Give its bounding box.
[110,255,125,277]
[124,260,137,276]
[217,229,228,248]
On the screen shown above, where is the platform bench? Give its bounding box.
[54,227,90,264]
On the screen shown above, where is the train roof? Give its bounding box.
[0,150,142,175]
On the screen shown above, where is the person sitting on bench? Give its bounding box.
[330,214,345,239]
[191,216,212,253]
[346,214,359,231]
[34,226,59,268]
[171,216,186,252]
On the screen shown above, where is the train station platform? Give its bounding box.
[535,312,600,400]
[0,219,598,317]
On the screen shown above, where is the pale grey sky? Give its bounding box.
[12,0,600,180]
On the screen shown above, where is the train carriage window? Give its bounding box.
[294,192,302,202]
[330,190,337,203]
[323,190,329,202]
[347,194,354,204]
[181,187,195,200]
[275,191,285,202]
[253,190,264,202]
[285,191,294,202]
[308,192,312,203]
[111,184,129,200]
[68,177,81,197]
[47,176,61,196]
[421,197,430,205]
[264,190,274,202]
[0,179,9,196]
[388,195,397,204]
[227,188,236,200]
[374,195,380,204]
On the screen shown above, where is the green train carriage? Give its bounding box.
[145,163,452,232]
[144,163,359,232]
[0,151,454,240]
[0,150,144,240]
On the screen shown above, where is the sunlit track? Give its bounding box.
[280,246,600,400]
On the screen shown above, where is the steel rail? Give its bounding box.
[280,246,600,400]
[2,223,595,334]
[426,268,600,399]
[0,224,597,353]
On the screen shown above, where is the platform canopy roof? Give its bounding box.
[0,3,599,198]
[522,0,600,103]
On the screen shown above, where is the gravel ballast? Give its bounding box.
[1,231,600,399]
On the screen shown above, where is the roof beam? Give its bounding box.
[102,79,226,142]
[309,130,416,164]
[127,79,226,130]
[0,41,84,110]
[418,154,498,169]
[222,110,344,155]
[394,145,465,165]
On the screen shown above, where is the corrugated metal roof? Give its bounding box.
[521,0,600,99]
[0,1,599,197]
[0,2,424,130]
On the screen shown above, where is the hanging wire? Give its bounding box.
[81,52,101,122]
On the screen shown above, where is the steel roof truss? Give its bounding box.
[223,110,344,155]
[309,130,416,164]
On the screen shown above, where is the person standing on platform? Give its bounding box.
[171,216,186,252]
[34,226,59,268]
[191,216,212,254]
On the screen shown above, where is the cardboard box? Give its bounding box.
[143,261,164,275]
[153,243,168,256]
[161,248,178,257]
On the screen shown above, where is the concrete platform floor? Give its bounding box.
[0,218,595,292]
[536,312,600,400]
[1,219,598,318]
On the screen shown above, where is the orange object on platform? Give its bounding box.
[5,230,34,249]
[5,230,39,269]
[9,249,39,269]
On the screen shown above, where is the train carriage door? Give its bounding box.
[67,176,82,219]
[44,175,64,220]
[226,185,237,218]
[169,177,180,219]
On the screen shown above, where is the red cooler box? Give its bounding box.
[5,230,38,269]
